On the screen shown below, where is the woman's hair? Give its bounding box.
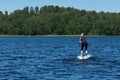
[81,33,84,36]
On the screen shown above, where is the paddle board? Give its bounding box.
[77,54,92,60]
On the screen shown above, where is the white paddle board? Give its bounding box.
[77,54,92,60]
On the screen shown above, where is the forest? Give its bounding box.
[0,5,120,35]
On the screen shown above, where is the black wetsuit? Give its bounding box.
[80,36,88,50]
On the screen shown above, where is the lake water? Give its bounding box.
[0,36,120,80]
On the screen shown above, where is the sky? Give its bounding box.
[0,0,120,13]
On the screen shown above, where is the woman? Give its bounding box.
[79,33,88,57]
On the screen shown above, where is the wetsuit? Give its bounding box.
[80,36,88,50]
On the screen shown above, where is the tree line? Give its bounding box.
[0,5,120,35]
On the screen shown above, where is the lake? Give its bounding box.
[0,36,120,80]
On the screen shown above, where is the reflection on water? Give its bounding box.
[0,36,120,80]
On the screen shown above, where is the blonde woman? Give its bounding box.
[79,33,88,57]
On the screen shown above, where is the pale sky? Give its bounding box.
[0,0,120,13]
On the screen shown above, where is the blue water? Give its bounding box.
[0,36,120,80]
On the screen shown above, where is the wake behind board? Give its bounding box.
[77,54,92,60]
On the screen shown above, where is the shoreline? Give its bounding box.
[0,35,119,37]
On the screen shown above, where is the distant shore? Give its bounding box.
[0,35,119,37]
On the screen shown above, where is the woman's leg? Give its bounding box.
[80,43,84,57]
[86,50,88,55]
[85,43,88,55]
[80,50,83,56]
